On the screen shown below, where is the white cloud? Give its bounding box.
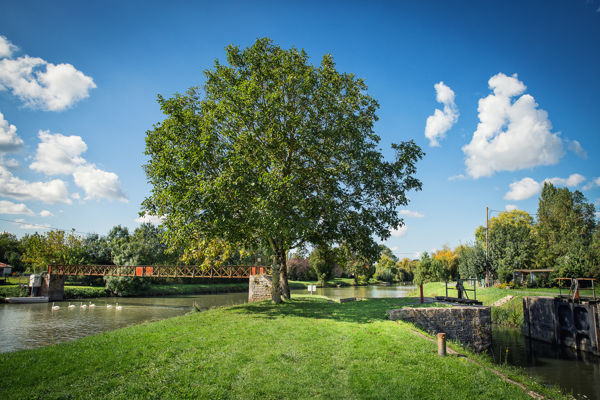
[135,213,164,225]
[71,193,81,200]
[0,164,71,203]
[505,174,587,201]
[29,130,127,202]
[73,164,127,202]
[0,35,17,58]
[390,225,408,237]
[398,209,424,218]
[567,139,587,159]
[505,177,543,201]
[505,204,518,211]
[39,210,54,217]
[14,218,51,230]
[448,174,465,181]
[583,177,600,191]
[424,82,459,147]
[0,54,96,111]
[0,111,23,152]
[546,173,585,187]
[463,73,564,178]
[30,130,87,174]
[0,200,34,215]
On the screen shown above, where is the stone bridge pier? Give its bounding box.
[39,274,66,301]
[248,273,273,302]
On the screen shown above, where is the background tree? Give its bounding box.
[142,38,423,302]
[0,232,26,272]
[535,183,597,276]
[413,252,444,285]
[375,250,397,283]
[457,244,489,280]
[475,210,535,282]
[22,230,85,273]
[336,243,375,284]
[308,245,336,286]
[432,246,458,280]
[396,257,417,282]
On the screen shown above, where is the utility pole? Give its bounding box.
[485,206,489,287]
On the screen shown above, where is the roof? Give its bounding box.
[514,269,554,273]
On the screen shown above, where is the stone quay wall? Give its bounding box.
[248,274,272,302]
[387,305,492,352]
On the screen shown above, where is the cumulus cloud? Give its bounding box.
[546,173,585,187]
[390,225,408,237]
[73,164,127,202]
[567,139,587,159]
[583,177,600,191]
[14,218,51,230]
[505,177,542,201]
[0,111,23,152]
[0,35,17,58]
[463,73,564,178]
[30,130,87,174]
[0,42,96,111]
[0,164,71,203]
[505,174,586,201]
[0,200,34,215]
[505,204,518,211]
[135,213,164,225]
[30,130,127,202]
[398,209,424,218]
[39,210,54,217]
[424,82,459,146]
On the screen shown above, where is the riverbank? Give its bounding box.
[408,282,552,327]
[0,296,566,399]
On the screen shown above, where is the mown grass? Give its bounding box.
[0,297,566,399]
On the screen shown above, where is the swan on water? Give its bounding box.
[115,303,122,310]
[52,302,60,310]
[80,302,87,309]
[106,303,113,309]
[88,301,95,308]
[68,302,75,309]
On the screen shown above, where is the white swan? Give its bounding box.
[80,302,87,309]
[88,301,96,308]
[106,303,113,309]
[51,302,60,310]
[68,302,75,309]
[115,302,122,311]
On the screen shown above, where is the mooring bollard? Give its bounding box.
[437,333,446,356]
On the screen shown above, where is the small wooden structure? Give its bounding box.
[513,268,554,285]
[0,262,12,277]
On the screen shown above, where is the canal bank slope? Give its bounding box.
[0,297,566,399]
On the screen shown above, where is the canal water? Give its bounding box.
[1,284,598,398]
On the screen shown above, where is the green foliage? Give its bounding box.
[308,246,336,286]
[375,252,397,282]
[0,285,27,298]
[109,224,177,266]
[64,286,108,299]
[335,243,376,284]
[104,275,150,297]
[142,37,423,300]
[396,258,417,282]
[0,232,25,272]
[413,252,444,285]
[21,230,86,273]
[457,244,490,280]
[535,183,597,274]
[287,257,315,281]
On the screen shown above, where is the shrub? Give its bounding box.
[104,276,150,296]
[287,258,315,281]
[375,268,395,283]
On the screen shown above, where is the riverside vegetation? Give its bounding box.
[0,296,567,400]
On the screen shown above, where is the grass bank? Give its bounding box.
[408,282,558,327]
[0,296,565,399]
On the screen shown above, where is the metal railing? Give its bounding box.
[48,264,271,278]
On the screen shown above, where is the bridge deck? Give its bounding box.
[48,265,270,278]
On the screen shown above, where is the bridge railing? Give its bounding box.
[48,264,271,278]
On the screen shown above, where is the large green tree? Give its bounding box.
[143,38,423,302]
[535,182,597,276]
[475,209,536,282]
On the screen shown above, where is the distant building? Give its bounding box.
[513,268,554,285]
[0,262,12,277]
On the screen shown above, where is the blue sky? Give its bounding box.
[0,0,598,258]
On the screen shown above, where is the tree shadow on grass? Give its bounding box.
[227,296,424,324]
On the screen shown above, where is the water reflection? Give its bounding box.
[0,293,248,353]
[292,283,416,300]
[492,326,600,399]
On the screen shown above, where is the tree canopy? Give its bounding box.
[143,38,424,301]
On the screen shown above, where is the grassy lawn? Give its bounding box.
[0,296,566,399]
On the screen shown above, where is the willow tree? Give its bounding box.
[142,38,423,302]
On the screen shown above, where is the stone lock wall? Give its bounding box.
[387,305,492,352]
[248,274,272,302]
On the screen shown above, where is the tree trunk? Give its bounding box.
[276,248,291,300]
[271,263,282,303]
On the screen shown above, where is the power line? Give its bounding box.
[0,217,96,236]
